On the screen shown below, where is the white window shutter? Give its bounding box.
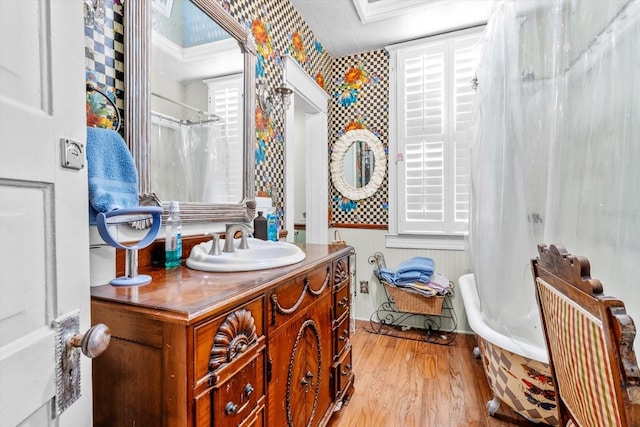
[206,74,243,202]
[396,31,481,235]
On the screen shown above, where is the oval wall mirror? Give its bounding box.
[330,129,386,200]
[125,0,257,224]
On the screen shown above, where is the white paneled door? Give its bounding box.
[0,1,92,425]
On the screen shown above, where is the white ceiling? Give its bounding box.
[288,0,492,57]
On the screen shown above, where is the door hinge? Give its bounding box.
[267,357,272,383]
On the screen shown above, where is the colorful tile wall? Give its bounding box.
[83,0,390,228]
[220,0,332,223]
[329,50,390,227]
[84,0,125,133]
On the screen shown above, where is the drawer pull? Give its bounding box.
[339,335,346,341]
[244,383,254,397]
[341,364,352,376]
[225,399,251,417]
[225,402,239,415]
[301,371,315,388]
[338,296,349,307]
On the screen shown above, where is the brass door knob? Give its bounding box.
[69,323,111,358]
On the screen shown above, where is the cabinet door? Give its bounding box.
[267,294,332,427]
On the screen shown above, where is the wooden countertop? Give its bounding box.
[91,243,352,324]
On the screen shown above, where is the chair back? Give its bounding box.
[531,244,640,427]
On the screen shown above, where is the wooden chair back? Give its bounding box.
[531,244,640,426]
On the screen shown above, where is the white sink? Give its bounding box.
[186,237,306,272]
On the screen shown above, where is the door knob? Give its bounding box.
[69,323,111,358]
[52,311,111,416]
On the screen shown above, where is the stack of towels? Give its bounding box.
[376,256,452,296]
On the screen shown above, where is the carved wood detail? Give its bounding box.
[535,243,603,295]
[209,309,258,371]
[286,319,322,427]
[309,266,331,296]
[271,267,331,317]
[334,258,349,285]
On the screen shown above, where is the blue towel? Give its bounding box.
[376,257,435,285]
[86,127,139,225]
[396,257,435,275]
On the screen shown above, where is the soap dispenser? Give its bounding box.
[254,211,267,240]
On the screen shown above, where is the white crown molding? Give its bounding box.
[352,0,446,24]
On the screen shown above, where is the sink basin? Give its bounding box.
[186,237,306,272]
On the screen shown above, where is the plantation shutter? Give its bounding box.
[206,74,243,202]
[397,33,480,234]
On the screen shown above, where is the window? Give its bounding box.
[204,74,243,202]
[387,27,482,250]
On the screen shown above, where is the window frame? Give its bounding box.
[386,26,483,251]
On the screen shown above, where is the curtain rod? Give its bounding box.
[151,92,221,122]
[151,111,220,127]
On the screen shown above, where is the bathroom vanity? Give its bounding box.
[90,242,354,427]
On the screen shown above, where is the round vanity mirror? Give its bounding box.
[330,129,386,200]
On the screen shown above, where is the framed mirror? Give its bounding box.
[330,129,386,200]
[125,0,256,224]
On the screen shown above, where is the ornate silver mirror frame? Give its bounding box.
[125,0,257,224]
[330,129,386,200]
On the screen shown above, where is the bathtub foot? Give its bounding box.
[472,346,481,359]
[486,396,501,416]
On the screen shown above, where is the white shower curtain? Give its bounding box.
[471,0,640,355]
[151,119,228,203]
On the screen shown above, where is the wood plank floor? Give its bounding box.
[327,321,538,427]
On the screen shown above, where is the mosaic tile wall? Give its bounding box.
[84,0,333,227]
[329,50,390,227]
[84,0,125,133]
[83,1,390,228]
[219,0,333,224]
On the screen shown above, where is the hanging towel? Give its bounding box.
[86,127,139,225]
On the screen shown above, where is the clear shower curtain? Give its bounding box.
[150,119,220,203]
[471,0,640,355]
[180,122,220,203]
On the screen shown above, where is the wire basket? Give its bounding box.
[382,281,445,316]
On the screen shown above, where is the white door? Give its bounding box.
[0,1,92,425]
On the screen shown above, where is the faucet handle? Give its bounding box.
[223,223,251,252]
[207,233,221,255]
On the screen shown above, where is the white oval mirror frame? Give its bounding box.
[330,129,386,201]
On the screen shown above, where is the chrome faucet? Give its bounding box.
[207,233,221,256]
[224,223,251,253]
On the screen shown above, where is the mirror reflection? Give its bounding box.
[150,0,244,204]
[343,140,375,188]
[330,129,386,201]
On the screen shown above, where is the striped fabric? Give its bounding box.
[537,278,622,427]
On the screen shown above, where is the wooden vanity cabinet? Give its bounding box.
[331,255,354,403]
[91,244,353,427]
[266,263,334,427]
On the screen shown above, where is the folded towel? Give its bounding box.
[396,257,435,275]
[86,127,139,225]
[377,257,435,285]
[427,272,453,294]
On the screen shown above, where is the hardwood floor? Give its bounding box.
[327,321,539,427]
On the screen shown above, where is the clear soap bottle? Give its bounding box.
[165,201,182,268]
